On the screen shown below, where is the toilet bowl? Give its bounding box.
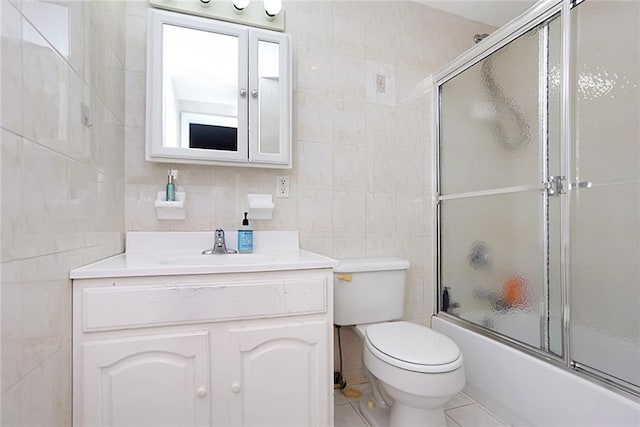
[334,258,465,427]
[358,322,465,427]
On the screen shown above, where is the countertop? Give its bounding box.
[70,231,338,279]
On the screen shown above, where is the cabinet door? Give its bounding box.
[228,321,330,427]
[147,9,249,164]
[248,29,291,166]
[81,331,210,427]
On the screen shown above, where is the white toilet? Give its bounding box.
[334,258,465,427]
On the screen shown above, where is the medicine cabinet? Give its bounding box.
[146,9,292,168]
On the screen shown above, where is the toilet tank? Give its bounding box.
[333,258,410,326]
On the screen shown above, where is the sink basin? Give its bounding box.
[158,253,277,266]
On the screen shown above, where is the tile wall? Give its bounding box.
[0,0,126,424]
[124,0,492,384]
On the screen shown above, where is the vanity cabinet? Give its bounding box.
[146,9,292,168]
[72,269,333,427]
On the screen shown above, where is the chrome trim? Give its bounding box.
[560,0,573,371]
[436,312,565,365]
[572,362,640,398]
[570,177,639,189]
[433,0,563,86]
[438,184,544,201]
[539,21,551,352]
[433,79,442,315]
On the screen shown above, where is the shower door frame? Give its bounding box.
[431,0,639,398]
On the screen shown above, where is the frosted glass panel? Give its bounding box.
[570,0,640,389]
[439,25,543,195]
[440,191,547,350]
[571,183,640,387]
[571,2,639,184]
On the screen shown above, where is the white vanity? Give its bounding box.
[70,232,336,427]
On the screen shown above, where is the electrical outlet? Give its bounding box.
[276,175,289,198]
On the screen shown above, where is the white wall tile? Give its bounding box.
[1,3,126,424]
[332,97,366,147]
[297,189,333,238]
[294,92,332,143]
[296,44,333,97]
[365,192,397,237]
[333,145,367,191]
[296,1,333,49]
[332,53,365,100]
[363,1,398,64]
[395,151,425,193]
[332,1,364,58]
[1,344,72,425]
[22,19,70,152]
[1,1,23,134]
[125,70,145,127]
[333,191,366,237]
[1,130,22,263]
[125,14,146,73]
[295,141,332,190]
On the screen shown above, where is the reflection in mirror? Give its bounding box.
[163,24,239,151]
[258,40,280,154]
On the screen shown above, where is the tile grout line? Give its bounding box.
[349,401,370,427]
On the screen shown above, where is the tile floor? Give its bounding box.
[334,383,509,427]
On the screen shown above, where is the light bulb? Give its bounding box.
[264,0,282,18]
[232,0,250,12]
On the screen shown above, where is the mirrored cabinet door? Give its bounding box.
[248,30,290,165]
[146,9,292,168]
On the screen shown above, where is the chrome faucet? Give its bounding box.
[202,229,237,255]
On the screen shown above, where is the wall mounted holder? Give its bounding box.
[155,191,186,220]
[247,193,274,220]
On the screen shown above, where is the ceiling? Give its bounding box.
[423,0,537,27]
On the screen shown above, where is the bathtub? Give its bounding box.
[432,315,640,426]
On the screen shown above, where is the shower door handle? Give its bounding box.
[572,181,593,189]
[545,176,566,196]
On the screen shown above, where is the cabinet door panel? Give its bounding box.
[82,331,210,427]
[248,29,291,165]
[228,321,329,427]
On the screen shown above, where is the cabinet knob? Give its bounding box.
[250,89,259,98]
[240,89,247,97]
[231,382,242,393]
[196,386,208,398]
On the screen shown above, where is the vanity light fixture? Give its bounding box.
[264,0,282,20]
[232,0,250,13]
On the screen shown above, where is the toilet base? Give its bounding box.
[358,392,390,427]
[358,391,448,427]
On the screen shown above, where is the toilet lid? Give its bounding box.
[365,322,463,373]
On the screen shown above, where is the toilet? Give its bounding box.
[334,258,465,427]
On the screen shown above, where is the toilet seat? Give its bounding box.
[365,321,463,373]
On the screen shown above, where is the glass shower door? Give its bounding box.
[569,0,640,392]
[438,15,563,355]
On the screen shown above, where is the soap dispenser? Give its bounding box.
[237,212,253,253]
[165,170,176,202]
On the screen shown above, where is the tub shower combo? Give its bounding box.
[433,0,639,423]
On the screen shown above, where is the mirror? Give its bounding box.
[163,23,242,153]
[147,9,291,167]
[257,40,280,155]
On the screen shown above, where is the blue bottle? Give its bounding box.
[237,212,253,253]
